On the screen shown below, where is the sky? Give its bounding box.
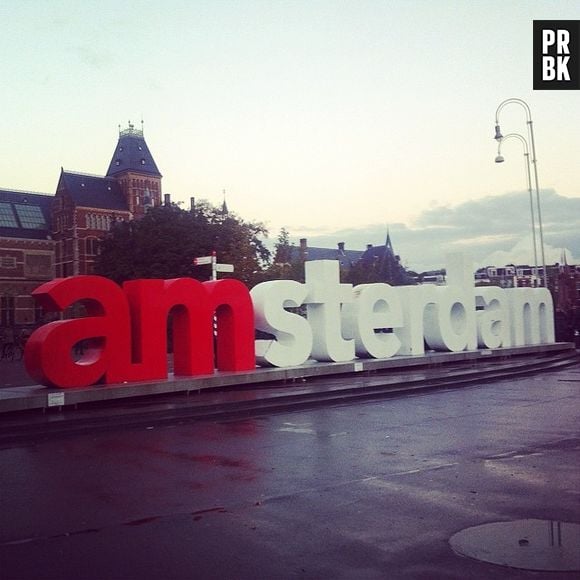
[0,0,578,271]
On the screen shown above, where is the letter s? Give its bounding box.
[251,280,312,367]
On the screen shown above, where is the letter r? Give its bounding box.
[557,29,570,54]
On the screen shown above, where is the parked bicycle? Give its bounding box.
[0,329,29,362]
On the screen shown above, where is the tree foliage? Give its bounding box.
[94,201,270,286]
[263,227,305,282]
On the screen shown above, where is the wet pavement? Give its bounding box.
[449,519,580,571]
[1,367,579,579]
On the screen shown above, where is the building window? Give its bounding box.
[0,203,18,227]
[1,296,15,327]
[24,254,52,278]
[86,238,99,256]
[14,204,46,229]
[0,256,17,269]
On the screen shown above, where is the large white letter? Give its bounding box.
[475,287,511,349]
[395,285,433,356]
[304,260,355,362]
[396,253,476,355]
[423,254,477,352]
[506,287,555,346]
[342,283,403,359]
[251,280,312,367]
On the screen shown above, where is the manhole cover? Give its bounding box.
[450,519,580,572]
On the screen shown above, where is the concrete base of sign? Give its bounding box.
[0,343,577,418]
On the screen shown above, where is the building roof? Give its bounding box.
[303,247,364,265]
[357,231,415,285]
[105,125,162,178]
[0,189,53,240]
[290,242,364,268]
[59,171,128,211]
[359,231,395,263]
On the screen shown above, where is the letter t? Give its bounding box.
[304,260,355,362]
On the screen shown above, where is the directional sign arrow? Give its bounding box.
[215,263,234,273]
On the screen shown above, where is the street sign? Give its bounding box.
[193,254,233,279]
[215,263,234,273]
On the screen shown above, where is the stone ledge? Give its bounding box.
[0,343,576,415]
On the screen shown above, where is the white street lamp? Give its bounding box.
[495,133,539,285]
[494,98,547,287]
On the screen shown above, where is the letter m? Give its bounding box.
[506,288,555,346]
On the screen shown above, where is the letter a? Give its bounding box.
[24,276,131,388]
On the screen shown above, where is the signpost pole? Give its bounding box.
[211,251,217,281]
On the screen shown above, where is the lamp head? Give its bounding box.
[495,155,505,163]
[494,124,503,141]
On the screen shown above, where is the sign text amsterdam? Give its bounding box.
[25,256,554,389]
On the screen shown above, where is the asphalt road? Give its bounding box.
[1,367,579,580]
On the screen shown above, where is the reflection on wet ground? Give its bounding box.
[450,519,580,571]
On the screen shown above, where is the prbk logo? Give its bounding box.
[533,20,579,90]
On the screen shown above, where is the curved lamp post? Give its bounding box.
[494,98,547,287]
[495,133,539,285]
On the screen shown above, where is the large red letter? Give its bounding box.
[123,279,168,381]
[124,278,214,378]
[205,279,255,372]
[24,277,131,388]
[125,277,255,377]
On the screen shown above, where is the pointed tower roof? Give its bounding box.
[106,122,162,178]
[221,189,229,215]
[385,227,394,254]
[358,228,413,285]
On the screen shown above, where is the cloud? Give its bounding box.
[482,236,573,268]
[293,189,580,272]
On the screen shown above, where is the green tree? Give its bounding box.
[264,227,305,282]
[94,202,270,286]
[274,227,292,264]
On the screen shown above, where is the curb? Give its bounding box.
[1,349,578,444]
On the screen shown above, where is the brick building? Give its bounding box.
[0,190,54,327]
[0,123,162,329]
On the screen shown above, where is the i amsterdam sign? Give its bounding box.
[24,255,555,389]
